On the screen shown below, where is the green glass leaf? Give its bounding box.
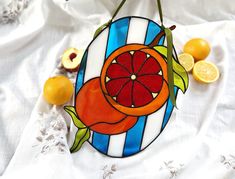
[64,106,90,152]
[154,46,189,93]
[70,128,90,153]
[64,106,86,128]
[173,72,187,93]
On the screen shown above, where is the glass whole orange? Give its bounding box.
[75,77,138,135]
[101,44,169,116]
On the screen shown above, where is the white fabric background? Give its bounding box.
[0,0,235,178]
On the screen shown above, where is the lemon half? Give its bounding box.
[193,61,219,83]
[178,53,195,72]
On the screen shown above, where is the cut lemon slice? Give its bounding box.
[193,61,219,83]
[178,53,195,72]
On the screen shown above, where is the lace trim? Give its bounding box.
[220,155,235,170]
[159,161,184,179]
[102,164,117,179]
[33,110,69,155]
[0,0,29,24]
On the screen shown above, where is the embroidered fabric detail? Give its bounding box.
[220,155,235,170]
[33,110,69,155]
[0,0,29,24]
[159,160,184,179]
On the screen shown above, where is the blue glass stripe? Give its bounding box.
[159,36,164,45]
[123,116,147,157]
[91,18,130,155]
[75,51,88,94]
[161,87,178,129]
[92,132,110,154]
[105,18,130,58]
[145,21,164,45]
[121,19,166,157]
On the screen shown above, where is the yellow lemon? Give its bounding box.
[178,53,195,72]
[43,76,74,105]
[192,61,219,83]
[183,38,210,61]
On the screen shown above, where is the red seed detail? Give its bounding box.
[69,53,77,61]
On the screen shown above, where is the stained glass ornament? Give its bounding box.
[65,16,189,157]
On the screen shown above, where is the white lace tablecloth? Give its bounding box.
[0,0,235,178]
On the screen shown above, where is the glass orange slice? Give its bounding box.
[101,44,169,116]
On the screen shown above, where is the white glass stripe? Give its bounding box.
[107,133,126,157]
[84,28,109,82]
[88,131,93,143]
[126,17,148,44]
[141,103,167,149]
